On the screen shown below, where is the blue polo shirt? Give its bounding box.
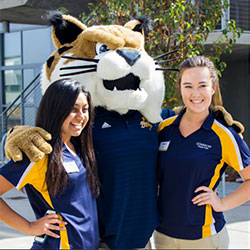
[93,107,174,249]
[0,145,99,249]
[157,109,250,240]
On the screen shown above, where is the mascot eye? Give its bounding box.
[95,42,110,54]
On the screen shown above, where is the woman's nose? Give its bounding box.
[192,87,200,96]
[77,110,85,119]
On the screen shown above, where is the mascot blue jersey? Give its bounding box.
[93,107,174,248]
[38,12,177,248]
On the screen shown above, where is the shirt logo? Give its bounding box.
[196,142,212,150]
[101,122,111,129]
[140,117,153,130]
[159,141,170,151]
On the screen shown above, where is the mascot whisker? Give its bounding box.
[60,49,179,76]
[4,10,244,249]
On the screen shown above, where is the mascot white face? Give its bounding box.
[42,12,167,123]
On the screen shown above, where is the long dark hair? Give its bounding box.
[36,79,100,197]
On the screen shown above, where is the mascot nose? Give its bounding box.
[117,49,141,66]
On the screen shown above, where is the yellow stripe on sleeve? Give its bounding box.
[158,116,177,133]
[202,159,224,238]
[16,162,36,189]
[212,120,244,172]
[16,156,54,209]
[16,156,70,249]
[202,119,244,238]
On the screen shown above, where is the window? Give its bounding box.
[4,32,21,65]
[4,69,22,104]
[3,32,22,104]
[230,0,250,31]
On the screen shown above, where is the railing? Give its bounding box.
[0,73,41,166]
[218,0,250,32]
[230,0,250,32]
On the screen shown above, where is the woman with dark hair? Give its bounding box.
[0,79,100,249]
[154,56,250,249]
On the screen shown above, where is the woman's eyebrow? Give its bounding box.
[74,103,89,106]
[182,81,208,85]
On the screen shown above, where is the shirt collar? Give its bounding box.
[201,109,215,131]
[172,108,214,131]
[62,142,78,157]
[62,143,67,152]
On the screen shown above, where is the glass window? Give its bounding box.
[4,69,22,104]
[23,69,42,126]
[230,0,250,31]
[23,27,53,64]
[4,32,21,65]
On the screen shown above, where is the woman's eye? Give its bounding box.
[200,84,207,88]
[95,42,110,55]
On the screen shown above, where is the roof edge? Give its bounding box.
[0,0,27,10]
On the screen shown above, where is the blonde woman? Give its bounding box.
[154,56,250,249]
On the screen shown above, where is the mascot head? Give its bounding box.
[42,11,173,123]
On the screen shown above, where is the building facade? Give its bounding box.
[0,23,54,127]
[0,0,249,147]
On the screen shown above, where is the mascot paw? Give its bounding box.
[172,105,184,115]
[213,105,244,138]
[5,126,52,162]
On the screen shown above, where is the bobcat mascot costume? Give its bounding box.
[5,11,243,249]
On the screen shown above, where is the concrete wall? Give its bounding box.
[221,52,250,147]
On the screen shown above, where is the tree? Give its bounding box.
[79,0,242,108]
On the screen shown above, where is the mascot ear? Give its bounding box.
[46,11,87,48]
[124,16,153,36]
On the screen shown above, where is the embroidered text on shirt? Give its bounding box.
[196,142,212,150]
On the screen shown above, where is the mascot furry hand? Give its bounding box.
[4,11,244,248]
[5,126,52,162]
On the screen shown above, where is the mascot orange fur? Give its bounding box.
[4,11,244,249]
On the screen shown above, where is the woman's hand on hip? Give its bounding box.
[192,186,225,212]
[29,213,67,238]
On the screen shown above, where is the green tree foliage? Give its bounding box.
[80,0,242,108]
